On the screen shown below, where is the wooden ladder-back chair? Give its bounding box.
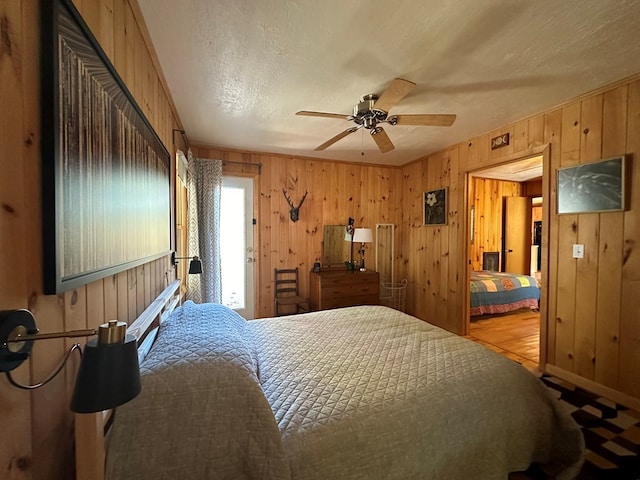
[274,268,308,316]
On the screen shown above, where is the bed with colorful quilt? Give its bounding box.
[470,270,540,316]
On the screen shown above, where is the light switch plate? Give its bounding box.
[572,244,584,259]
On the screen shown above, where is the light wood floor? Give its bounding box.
[466,309,540,373]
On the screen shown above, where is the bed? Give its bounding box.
[103,297,584,479]
[470,270,540,316]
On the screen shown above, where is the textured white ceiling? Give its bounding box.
[472,156,543,182]
[138,0,640,166]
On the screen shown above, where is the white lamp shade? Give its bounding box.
[352,228,373,243]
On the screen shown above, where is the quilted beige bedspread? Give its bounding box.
[251,305,584,479]
[106,302,290,480]
[106,302,584,479]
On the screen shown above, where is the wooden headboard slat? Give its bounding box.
[127,279,181,343]
[76,278,182,480]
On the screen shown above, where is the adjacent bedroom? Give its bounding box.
[467,156,544,371]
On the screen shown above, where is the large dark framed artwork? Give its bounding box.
[557,155,627,215]
[424,188,447,226]
[41,0,171,294]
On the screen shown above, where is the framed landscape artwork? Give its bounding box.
[557,155,626,214]
[424,188,447,226]
[41,0,171,294]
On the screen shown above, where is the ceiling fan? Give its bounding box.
[296,78,456,154]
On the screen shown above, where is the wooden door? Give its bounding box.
[503,196,531,274]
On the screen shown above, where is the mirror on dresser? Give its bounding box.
[322,225,351,267]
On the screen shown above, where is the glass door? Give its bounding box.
[220,177,254,319]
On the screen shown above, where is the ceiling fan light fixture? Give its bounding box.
[296,78,456,153]
[354,95,378,117]
[362,116,377,129]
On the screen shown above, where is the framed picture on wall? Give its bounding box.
[40,0,171,294]
[557,155,626,214]
[424,188,447,225]
[482,252,500,272]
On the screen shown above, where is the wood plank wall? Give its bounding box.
[0,0,182,478]
[190,147,403,319]
[469,178,523,272]
[400,73,640,406]
[468,177,544,274]
[399,148,465,333]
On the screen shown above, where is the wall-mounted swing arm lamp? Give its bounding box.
[171,251,202,274]
[0,310,141,413]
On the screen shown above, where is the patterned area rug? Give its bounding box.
[538,374,640,479]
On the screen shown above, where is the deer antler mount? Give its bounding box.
[283,189,308,222]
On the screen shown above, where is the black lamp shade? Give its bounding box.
[188,258,203,274]
[70,334,141,413]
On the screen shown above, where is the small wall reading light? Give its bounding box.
[171,251,203,274]
[0,310,141,413]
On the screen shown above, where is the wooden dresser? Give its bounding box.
[308,269,379,311]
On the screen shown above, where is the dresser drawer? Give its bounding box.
[320,281,378,298]
[320,274,379,288]
[309,270,379,311]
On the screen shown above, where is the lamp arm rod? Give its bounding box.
[5,343,82,390]
[7,328,96,343]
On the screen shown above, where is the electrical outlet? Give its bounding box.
[572,244,584,259]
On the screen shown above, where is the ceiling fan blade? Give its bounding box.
[370,127,394,153]
[296,110,350,120]
[373,78,416,113]
[314,127,359,151]
[392,114,457,127]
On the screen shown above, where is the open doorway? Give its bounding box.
[466,155,544,368]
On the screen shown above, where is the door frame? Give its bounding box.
[462,144,551,368]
